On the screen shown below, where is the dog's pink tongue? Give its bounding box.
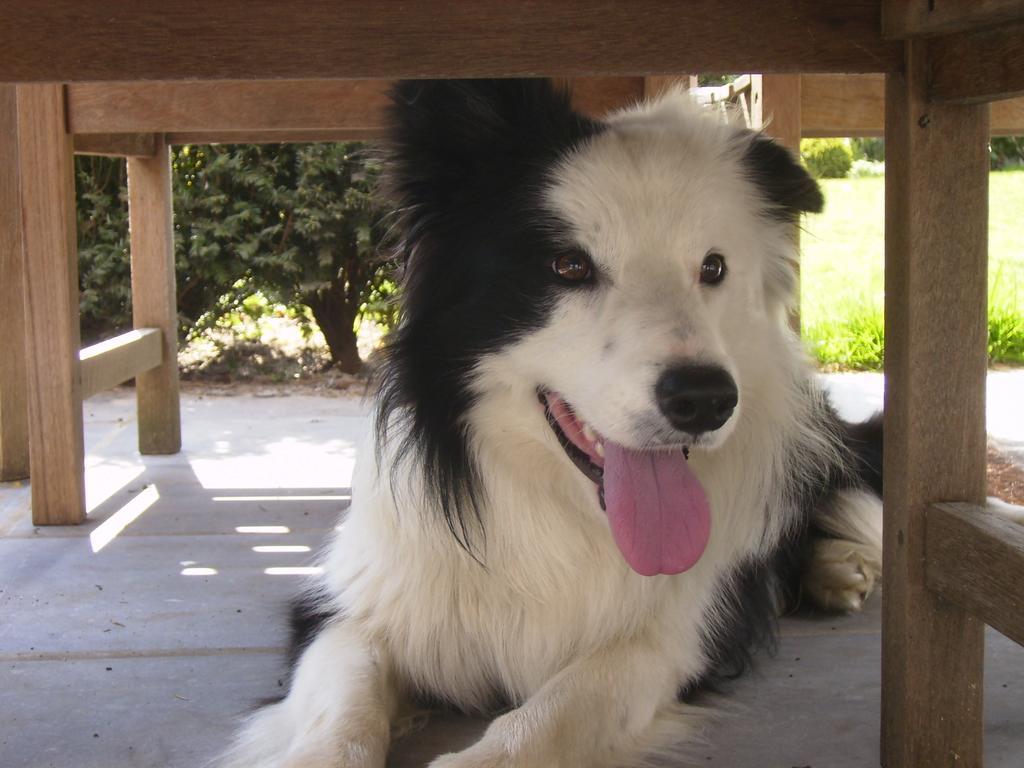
[603,443,711,576]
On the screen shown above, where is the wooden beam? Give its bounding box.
[643,76,698,98]
[1,1,900,83]
[569,77,646,116]
[128,143,182,455]
[68,78,644,137]
[67,81,393,135]
[801,73,1024,136]
[0,86,30,482]
[79,329,163,400]
[883,0,1024,37]
[881,41,989,768]
[67,75,1024,142]
[73,133,160,157]
[801,74,888,137]
[929,22,1024,104]
[165,130,388,146]
[762,75,803,151]
[15,84,86,525]
[993,97,1024,135]
[926,502,1024,647]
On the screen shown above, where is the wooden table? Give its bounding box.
[1,2,1023,765]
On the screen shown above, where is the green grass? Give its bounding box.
[800,169,1024,369]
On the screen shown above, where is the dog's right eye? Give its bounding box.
[551,251,593,284]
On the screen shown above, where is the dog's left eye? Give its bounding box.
[700,252,727,285]
[551,251,593,284]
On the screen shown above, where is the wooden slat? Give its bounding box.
[78,329,163,400]
[994,98,1024,135]
[568,77,646,116]
[69,78,644,137]
[802,74,888,137]
[883,0,1024,37]
[882,41,989,768]
[762,75,803,150]
[165,130,389,146]
[66,75,1024,142]
[801,73,1024,136]
[929,21,1024,104]
[73,133,159,157]
[0,86,30,481]
[68,81,393,135]
[15,84,86,525]
[1,1,900,83]
[643,75,698,98]
[128,143,181,455]
[926,502,1024,647]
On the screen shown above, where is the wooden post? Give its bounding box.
[759,74,804,333]
[15,84,86,524]
[127,140,181,455]
[0,86,30,482]
[881,42,989,767]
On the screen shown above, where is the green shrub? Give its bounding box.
[76,156,133,342]
[990,136,1024,170]
[800,138,853,179]
[75,143,395,372]
[850,137,884,162]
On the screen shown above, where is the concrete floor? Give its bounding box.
[1,382,1022,768]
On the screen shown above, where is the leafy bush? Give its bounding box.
[990,136,1024,170]
[800,138,853,179]
[850,137,884,162]
[76,143,394,372]
[76,157,133,341]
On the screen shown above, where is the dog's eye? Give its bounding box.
[700,252,727,285]
[551,251,593,284]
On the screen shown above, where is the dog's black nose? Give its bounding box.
[655,365,738,434]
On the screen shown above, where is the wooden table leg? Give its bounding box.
[0,85,30,483]
[128,140,181,455]
[16,84,86,525]
[881,41,989,768]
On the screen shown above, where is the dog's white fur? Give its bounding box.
[219,93,884,768]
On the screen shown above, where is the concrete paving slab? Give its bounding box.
[780,591,883,638]
[702,626,1024,768]
[0,651,284,768]
[0,533,323,656]
[1,389,366,538]
[381,622,1024,768]
[4,623,1020,768]
[2,379,1022,768]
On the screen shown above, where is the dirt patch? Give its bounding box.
[989,445,1024,505]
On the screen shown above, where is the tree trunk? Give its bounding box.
[305,280,362,374]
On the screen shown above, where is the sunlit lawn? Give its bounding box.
[800,169,1024,369]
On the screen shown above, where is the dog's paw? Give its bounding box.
[802,538,880,613]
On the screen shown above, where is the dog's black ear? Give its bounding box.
[384,79,599,211]
[742,134,824,221]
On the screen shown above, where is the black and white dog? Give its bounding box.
[221,79,885,768]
